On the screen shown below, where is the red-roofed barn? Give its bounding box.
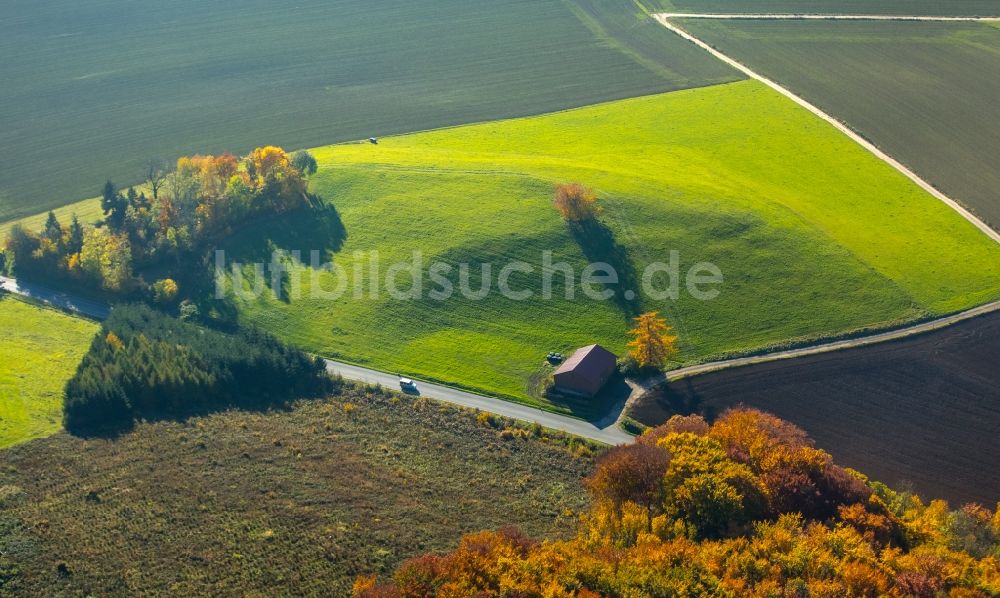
[552,344,617,398]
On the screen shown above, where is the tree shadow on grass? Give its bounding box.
[567,218,641,318]
[66,399,298,440]
[223,198,348,266]
[67,395,322,440]
[67,371,346,440]
[196,199,348,307]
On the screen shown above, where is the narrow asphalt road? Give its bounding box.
[6,274,999,442]
[5,11,997,449]
[654,13,1000,244]
[0,275,631,444]
[0,275,109,320]
[323,360,632,444]
[661,300,1000,383]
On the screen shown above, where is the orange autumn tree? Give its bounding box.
[627,311,678,371]
[553,183,601,221]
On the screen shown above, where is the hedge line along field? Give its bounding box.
[648,0,1000,15]
[218,80,1000,411]
[0,386,595,596]
[626,310,1000,507]
[0,196,104,243]
[676,18,1000,229]
[0,296,97,448]
[0,0,740,221]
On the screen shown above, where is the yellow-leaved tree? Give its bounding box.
[250,145,291,182]
[626,311,678,371]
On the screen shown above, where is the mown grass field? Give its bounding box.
[0,385,594,596]
[677,18,1000,228]
[0,0,739,221]
[648,0,1000,15]
[218,80,1000,411]
[0,196,103,243]
[0,296,97,448]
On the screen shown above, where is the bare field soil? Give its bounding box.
[628,311,1000,506]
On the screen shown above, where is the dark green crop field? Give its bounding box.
[677,18,1000,229]
[649,0,1000,15]
[0,0,739,221]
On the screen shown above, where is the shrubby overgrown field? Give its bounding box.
[359,410,1000,597]
[0,385,597,596]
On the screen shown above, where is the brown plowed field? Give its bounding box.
[628,312,1000,505]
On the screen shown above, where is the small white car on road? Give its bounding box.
[399,377,417,391]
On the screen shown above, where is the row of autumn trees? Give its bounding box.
[63,304,332,433]
[3,146,318,298]
[356,410,1000,597]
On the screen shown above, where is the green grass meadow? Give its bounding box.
[677,18,1000,228]
[0,196,104,243]
[648,0,1000,15]
[0,296,98,448]
[0,0,739,221]
[216,80,1000,410]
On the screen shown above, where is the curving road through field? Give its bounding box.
[3,11,998,448]
[323,360,632,444]
[0,274,631,444]
[5,274,999,444]
[0,275,109,320]
[662,300,1000,383]
[654,13,1000,243]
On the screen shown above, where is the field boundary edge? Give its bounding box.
[653,13,1000,243]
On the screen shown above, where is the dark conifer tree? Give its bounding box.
[68,214,85,254]
[101,180,127,230]
[43,211,62,244]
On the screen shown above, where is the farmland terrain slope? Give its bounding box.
[0,0,739,220]
[675,18,1000,228]
[217,81,1000,409]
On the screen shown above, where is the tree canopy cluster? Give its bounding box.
[3,146,318,299]
[355,409,1000,597]
[63,304,332,433]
